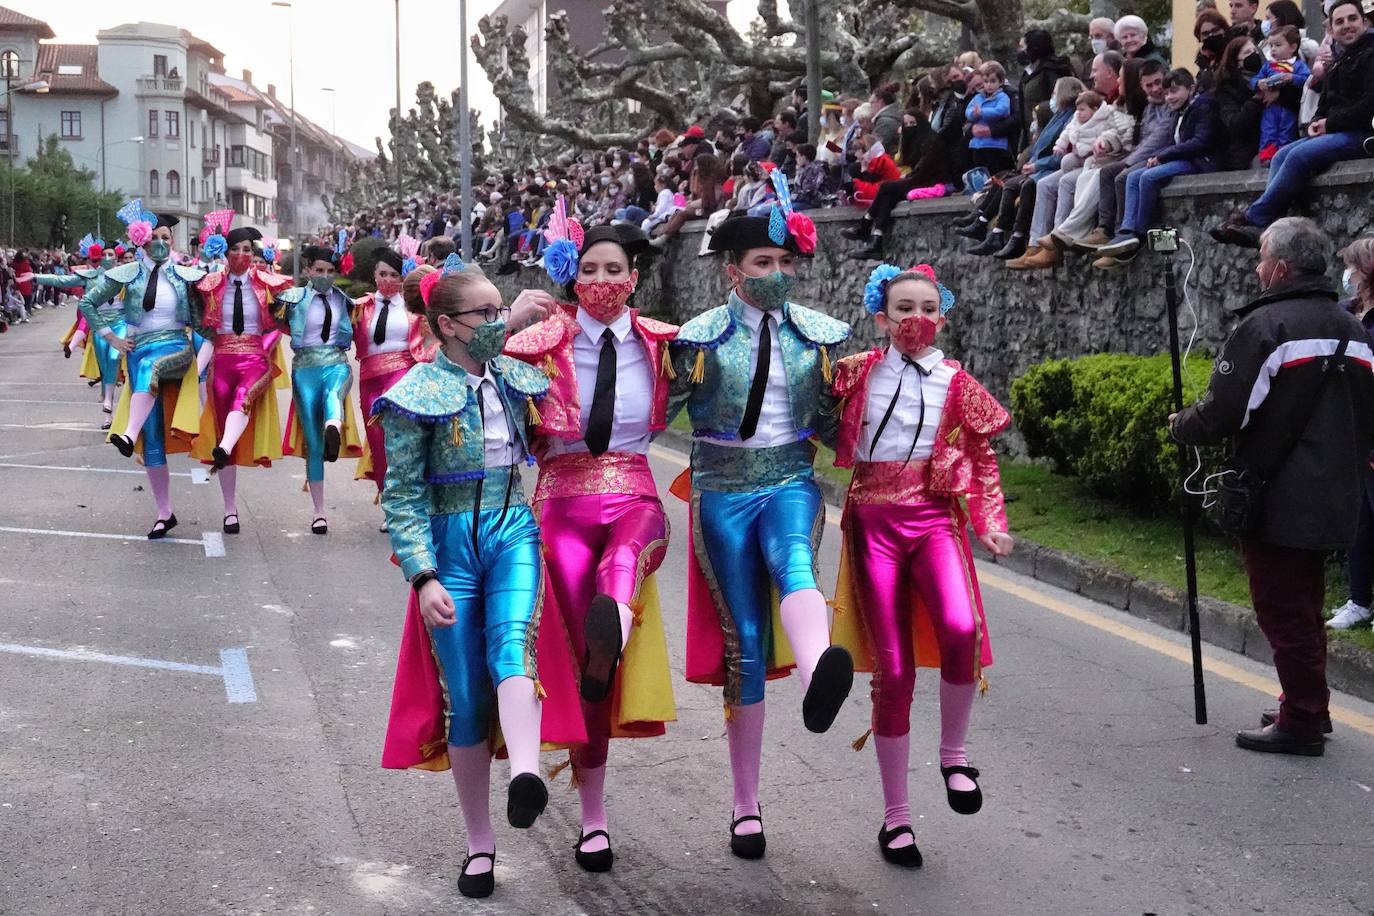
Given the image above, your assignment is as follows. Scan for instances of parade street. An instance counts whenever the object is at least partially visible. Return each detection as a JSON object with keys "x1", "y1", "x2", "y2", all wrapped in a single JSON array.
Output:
[{"x1": 2, "y1": 306, "x2": 1373, "y2": 916}]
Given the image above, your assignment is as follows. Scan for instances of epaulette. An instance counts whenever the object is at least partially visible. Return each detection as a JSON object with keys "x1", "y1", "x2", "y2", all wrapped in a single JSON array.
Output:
[
  {"x1": 371, "y1": 361, "x2": 470, "y2": 422},
  {"x1": 103, "y1": 262, "x2": 140, "y2": 284},
  {"x1": 198, "y1": 271, "x2": 228, "y2": 294},
  {"x1": 786, "y1": 303, "x2": 851, "y2": 347},
  {"x1": 491, "y1": 355, "x2": 551, "y2": 399},
  {"x1": 274, "y1": 285, "x2": 309, "y2": 305},
  {"x1": 674, "y1": 305, "x2": 733, "y2": 349},
  {"x1": 173, "y1": 264, "x2": 207, "y2": 284},
  {"x1": 504, "y1": 311, "x2": 573, "y2": 359},
  {"x1": 832, "y1": 349, "x2": 882, "y2": 399},
  {"x1": 633, "y1": 313, "x2": 679, "y2": 342}
]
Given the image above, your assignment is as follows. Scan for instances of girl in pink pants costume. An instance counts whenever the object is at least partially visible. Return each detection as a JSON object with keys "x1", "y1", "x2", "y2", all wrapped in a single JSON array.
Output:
[{"x1": 825, "y1": 263, "x2": 1014, "y2": 868}]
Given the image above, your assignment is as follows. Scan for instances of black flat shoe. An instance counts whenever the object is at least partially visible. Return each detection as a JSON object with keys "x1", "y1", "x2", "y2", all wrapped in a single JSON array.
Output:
[
  {"x1": 941, "y1": 764, "x2": 983, "y2": 814},
  {"x1": 802, "y1": 646, "x2": 854, "y2": 734},
  {"x1": 507, "y1": 772, "x2": 548, "y2": 828},
  {"x1": 580, "y1": 594, "x2": 623, "y2": 703},
  {"x1": 968, "y1": 230, "x2": 1005, "y2": 256},
  {"x1": 849, "y1": 242, "x2": 884, "y2": 262},
  {"x1": 147, "y1": 514, "x2": 178, "y2": 540},
  {"x1": 102, "y1": 405, "x2": 113, "y2": 414},
  {"x1": 110, "y1": 433, "x2": 134, "y2": 458},
  {"x1": 993, "y1": 233, "x2": 1028, "y2": 260},
  {"x1": 88, "y1": 378, "x2": 100, "y2": 387},
  {"x1": 212, "y1": 446, "x2": 230, "y2": 471},
  {"x1": 840, "y1": 223, "x2": 871, "y2": 242},
  {"x1": 1260, "y1": 708, "x2": 1332, "y2": 734},
  {"x1": 311, "y1": 517, "x2": 328, "y2": 535},
  {"x1": 878, "y1": 824, "x2": 923, "y2": 868},
  {"x1": 223, "y1": 514, "x2": 240, "y2": 535},
  {"x1": 1236, "y1": 724, "x2": 1324, "y2": 756},
  {"x1": 729, "y1": 808, "x2": 766, "y2": 860},
  {"x1": 100, "y1": 419, "x2": 112, "y2": 431},
  {"x1": 457, "y1": 852, "x2": 495, "y2": 899},
  {"x1": 324, "y1": 425, "x2": 341, "y2": 463},
  {"x1": 953, "y1": 220, "x2": 987, "y2": 241},
  {"x1": 574, "y1": 830, "x2": 614, "y2": 873}
]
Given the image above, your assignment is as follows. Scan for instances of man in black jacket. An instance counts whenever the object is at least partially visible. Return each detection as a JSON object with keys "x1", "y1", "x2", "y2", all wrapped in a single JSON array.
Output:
[
  {"x1": 1172, "y1": 217, "x2": 1374, "y2": 756},
  {"x1": 1213, "y1": 1, "x2": 1374, "y2": 247}
]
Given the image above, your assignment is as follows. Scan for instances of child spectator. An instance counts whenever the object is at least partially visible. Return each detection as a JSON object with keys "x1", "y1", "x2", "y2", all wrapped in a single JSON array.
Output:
[
  {"x1": 1252, "y1": 25, "x2": 1311, "y2": 162},
  {"x1": 965, "y1": 62, "x2": 1014, "y2": 174},
  {"x1": 792, "y1": 143, "x2": 828, "y2": 209},
  {"x1": 1052, "y1": 90, "x2": 1112, "y2": 170}
]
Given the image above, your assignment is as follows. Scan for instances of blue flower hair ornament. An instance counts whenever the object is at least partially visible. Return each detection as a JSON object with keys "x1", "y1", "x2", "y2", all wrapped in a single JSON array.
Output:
[
  {"x1": 262, "y1": 246, "x2": 277, "y2": 264},
  {"x1": 400, "y1": 256, "x2": 418, "y2": 278},
  {"x1": 864, "y1": 263, "x2": 956, "y2": 315},
  {"x1": 544, "y1": 239, "x2": 580, "y2": 286},
  {"x1": 202, "y1": 234, "x2": 228, "y2": 259}
]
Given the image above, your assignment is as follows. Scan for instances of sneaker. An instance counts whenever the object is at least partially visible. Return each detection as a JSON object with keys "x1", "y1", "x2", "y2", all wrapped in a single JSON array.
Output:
[
  {"x1": 1073, "y1": 228, "x2": 1113, "y2": 251},
  {"x1": 1326, "y1": 600, "x2": 1372, "y2": 630},
  {"x1": 1096, "y1": 234, "x2": 1141, "y2": 259}
]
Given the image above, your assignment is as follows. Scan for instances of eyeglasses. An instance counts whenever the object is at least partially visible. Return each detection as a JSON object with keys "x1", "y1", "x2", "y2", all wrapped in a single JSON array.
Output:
[{"x1": 456, "y1": 305, "x2": 511, "y2": 323}]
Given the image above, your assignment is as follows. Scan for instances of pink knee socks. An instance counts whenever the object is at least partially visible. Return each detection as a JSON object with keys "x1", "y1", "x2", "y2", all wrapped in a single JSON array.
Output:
[
  {"x1": 779, "y1": 588, "x2": 830, "y2": 689},
  {"x1": 122, "y1": 391, "x2": 156, "y2": 443},
  {"x1": 145, "y1": 464, "x2": 173, "y2": 519},
  {"x1": 449, "y1": 742, "x2": 495, "y2": 872},
  {"x1": 575, "y1": 763, "x2": 609, "y2": 851},
  {"x1": 496, "y1": 675, "x2": 541, "y2": 780},
  {"x1": 218, "y1": 466, "x2": 238, "y2": 517},
  {"x1": 726, "y1": 700, "x2": 765, "y2": 835},
  {"x1": 308, "y1": 480, "x2": 326, "y2": 518},
  {"x1": 940, "y1": 678, "x2": 977, "y2": 791},
  {"x1": 874, "y1": 732, "x2": 913, "y2": 846},
  {"x1": 220, "y1": 409, "x2": 250, "y2": 454}
]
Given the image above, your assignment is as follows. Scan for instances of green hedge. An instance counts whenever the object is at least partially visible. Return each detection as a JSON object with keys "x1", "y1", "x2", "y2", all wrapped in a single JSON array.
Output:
[{"x1": 1010, "y1": 352, "x2": 1219, "y2": 508}]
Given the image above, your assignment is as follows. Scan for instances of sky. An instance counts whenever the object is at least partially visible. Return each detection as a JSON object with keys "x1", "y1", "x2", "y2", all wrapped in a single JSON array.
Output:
[{"x1": 21, "y1": 0, "x2": 755, "y2": 152}]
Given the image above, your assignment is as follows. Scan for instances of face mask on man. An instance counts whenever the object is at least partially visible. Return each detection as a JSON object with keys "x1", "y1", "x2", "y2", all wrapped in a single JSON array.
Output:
[
  {"x1": 1091, "y1": 37, "x2": 1109, "y2": 55},
  {"x1": 949, "y1": 80, "x2": 968, "y2": 96}
]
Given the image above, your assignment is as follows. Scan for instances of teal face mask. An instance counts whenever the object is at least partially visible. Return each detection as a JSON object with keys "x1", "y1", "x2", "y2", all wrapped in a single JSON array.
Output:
[
  {"x1": 309, "y1": 275, "x2": 334, "y2": 293},
  {"x1": 466, "y1": 319, "x2": 507, "y2": 364},
  {"x1": 147, "y1": 240, "x2": 171, "y2": 262},
  {"x1": 740, "y1": 270, "x2": 797, "y2": 311},
  {"x1": 100, "y1": 254, "x2": 116, "y2": 270}
]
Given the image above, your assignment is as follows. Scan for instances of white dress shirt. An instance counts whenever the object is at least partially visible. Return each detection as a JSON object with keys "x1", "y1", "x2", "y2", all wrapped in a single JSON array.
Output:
[
  {"x1": 219, "y1": 271, "x2": 262, "y2": 335},
  {"x1": 304, "y1": 290, "x2": 343, "y2": 345},
  {"x1": 367, "y1": 294, "x2": 410, "y2": 354},
  {"x1": 860, "y1": 347, "x2": 954, "y2": 462},
  {"x1": 547, "y1": 308, "x2": 654, "y2": 457},
  {"x1": 466, "y1": 370, "x2": 519, "y2": 468},
  {"x1": 713, "y1": 302, "x2": 798, "y2": 449},
  {"x1": 137, "y1": 261, "x2": 184, "y2": 334}
]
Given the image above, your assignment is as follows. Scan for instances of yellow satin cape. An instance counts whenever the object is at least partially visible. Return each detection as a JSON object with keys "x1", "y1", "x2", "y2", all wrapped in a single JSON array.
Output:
[
  {"x1": 107, "y1": 357, "x2": 200, "y2": 462},
  {"x1": 189, "y1": 346, "x2": 288, "y2": 469},
  {"x1": 282, "y1": 390, "x2": 366, "y2": 464}
]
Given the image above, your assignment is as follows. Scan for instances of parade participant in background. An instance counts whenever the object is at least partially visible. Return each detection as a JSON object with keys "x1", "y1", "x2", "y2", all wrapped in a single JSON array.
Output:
[
  {"x1": 191, "y1": 226, "x2": 294, "y2": 534},
  {"x1": 667, "y1": 171, "x2": 854, "y2": 860},
  {"x1": 353, "y1": 246, "x2": 435, "y2": 504},
  {"x1": 79, "y1": 201, "x2": 205, "y2": 538},
  {"x1": 823, "y1": 263, "x2": 1012, "y2": 869},
  {"x1": 41, "y1": 234, "x2": 123, "y2": 425},
  {"x1": 377, "y1": 254, "x2": 580, "y2": 900},
  {"x1": 504, "y1": 208, "x2": 677, "y2": 872},
  {"x1": 275, "y1": 239, "x2": 365, "y2": 534}
]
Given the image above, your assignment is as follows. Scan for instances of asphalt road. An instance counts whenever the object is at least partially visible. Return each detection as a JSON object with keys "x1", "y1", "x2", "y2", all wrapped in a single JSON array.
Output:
[{"x1": 2, "y1": 304, "x2": 1373, "y2": 916}]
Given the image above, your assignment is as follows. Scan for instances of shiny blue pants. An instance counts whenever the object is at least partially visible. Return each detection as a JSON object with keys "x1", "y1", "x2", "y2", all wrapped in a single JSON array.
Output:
[
  {"x1": 291, "y1": 363, "x2": 352, "y2": 481},
  {"x1": 696, "y1": 480, "x2": 824, "y2": 706},
  {"x1": 128, "y1": 335, "x2": 192, "y2": 469},
  {"x1": 93, "y1": 319, "x2": 126, "y2": 386},
  {"x1": 428, "y1": 504, "x2": 543, "y2": 747}
]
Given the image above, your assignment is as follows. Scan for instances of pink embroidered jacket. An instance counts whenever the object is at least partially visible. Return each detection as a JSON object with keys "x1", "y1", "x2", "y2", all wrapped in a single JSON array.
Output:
[
  {"x1": 351, "y1": 293, "x2": 436, "y2": 366},
  {"x1": 829, "y1": 348, "x2": 1012, "y2": 536},
  {"x1": 503, "y1": 303, "x2": 679, "y2": 447},
  {"x1": 197, "y1": 269, "x2": 292, "y2": 335}
]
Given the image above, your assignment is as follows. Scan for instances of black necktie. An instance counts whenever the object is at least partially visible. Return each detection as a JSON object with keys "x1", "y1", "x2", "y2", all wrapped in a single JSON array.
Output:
[
  {"x1": 141, "y1": 263, "x2": 161, "y2": 311},
  {"x1": 232, "y1": 280, "x2": 245, "y2": 335},
  {"x1": 868, "y1": 356, "x2": 931, "y2": 464},
  {"x1": 585, "y1": 328, "x2": 617, "y2": 456},
  {"x1": 318, "y1": 294, "x2": 332, "y2": 343},
  {"x1": 738, "y1": 314, "x2": 772, "y2": 441},
  {"x1": 373, "y1": 297, "x2": 390, "y2": 347}
]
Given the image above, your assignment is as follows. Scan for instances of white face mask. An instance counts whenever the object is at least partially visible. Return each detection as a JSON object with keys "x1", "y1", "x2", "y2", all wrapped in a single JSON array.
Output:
[
  {"x1": 1343, "y1": 267, "x2": 1359, "y2": 298},
  {"x1": 1091, "y1": 37, "x2": 1109, "y2": 55}
]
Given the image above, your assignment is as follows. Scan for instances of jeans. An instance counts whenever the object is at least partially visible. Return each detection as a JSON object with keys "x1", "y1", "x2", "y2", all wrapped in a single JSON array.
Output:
[
  {"x1": 1246, "y1": 131, "x2": 1368, "y2": 227},
  {"x1": 1349, "y1": 479, "x2": 1374, "y2": 607},
  {"x1": 1096, "y1": 160, "x2": 1139, "y2": 236},
  {"x1": 616, "y1": 205, "x2": 651, "y2": 224},
  {"x1": 1119, "y1": 160, "x2": 1200, "y2": 236}
]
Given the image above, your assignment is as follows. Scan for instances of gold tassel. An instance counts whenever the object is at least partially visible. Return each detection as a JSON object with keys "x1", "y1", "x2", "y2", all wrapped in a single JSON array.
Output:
[
  {"x1": 300, "y1": 480, "x2": 308, "y2": 493},
  {"x1": 723, "y1": 703, "x2": 735, "y2": 723},
  {"x1": 547, "y1": 756, "x2": 572, "y2": 782},
  {"x1": 569, "y1": 764, "x2": 583, "y2": 789},
  {"x1": 660, "y1": 345, "x2": 677, "y2": 380},
  {"x1": 534, "y1": 679, "x2": 548, "y2": 699},
  {"x1": 689, "y1": 348, "x2": 706, "y2": 384},
  {"x1": 373, "y1": 491, "x2": 381, "y2": 507},
  {"x1": 420, "y1": 738, "x2": 447, "y2": 759},
  {"x1": 543, "y1": 354, "x2": 560, "y2": 378},
  {"x1": 450, "y1": 417, "x2": 463, "y2": 447},
  {"x1": 820, "y1": 345, "x2": 833, "y2": 384},
  {"x1": 978, "y1": 675, "x2": 989, "y2": 696},
  {"x1": 526, "y1": 396, "x2": 543, "y2": 426},
  {"x1": 851, "y1": 728, "x2": 873, "y2": 752}
]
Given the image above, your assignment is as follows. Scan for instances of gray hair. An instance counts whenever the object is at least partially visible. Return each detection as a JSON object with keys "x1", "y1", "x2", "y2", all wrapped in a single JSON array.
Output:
[
  {"x1": 1114, "y1": 15, "x2": 1148, "y2": 38},
  {"x1": 1261, "y1": 217, "x2": 1333, "y2": 275}
]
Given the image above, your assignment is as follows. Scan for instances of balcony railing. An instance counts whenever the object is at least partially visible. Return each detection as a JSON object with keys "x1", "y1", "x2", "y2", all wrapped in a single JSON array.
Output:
[
  {"x1": 202, "y1": 147, "x2": 221, "y2": 167},
  {"x1": 136, "y1": 76, "x2": 184, "y2": 94}
]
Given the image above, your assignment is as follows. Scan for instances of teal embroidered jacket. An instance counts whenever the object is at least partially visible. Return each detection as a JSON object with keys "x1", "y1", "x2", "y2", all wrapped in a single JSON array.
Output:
[
  {"x1": 374, "y1": 351, "x2": 551, "y2": 579},
  {"x1": 275, "y1": 284, "x2": 355, "y2": 351},
  {"x1": 667, "y1": 291, "x2": 850, "y2": 442},
  {"x1": 77, "y1": 260, "x2": 205, "y2": 333}
]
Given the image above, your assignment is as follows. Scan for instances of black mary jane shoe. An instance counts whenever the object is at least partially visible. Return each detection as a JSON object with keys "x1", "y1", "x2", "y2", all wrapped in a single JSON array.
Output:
[
  {"x1": 580, "y1": 594, "x2": 623, "y2": 703},
  {"x1": 1235, "y1": 724, "x2": 1324, "y2": 757},
  {"x1": 211, "y1": 446, "x2": 230, "y2": 471},
  {"x1": 507, "y1": 773, "x2": 548, "y2": 828},
  {"x1": 110, "y1": 433, "x2": 135, "y2": 458},
  {"x1": 1260, "y1": 708, "x2": 1333, "y2": 735},
  {"x1": 311, "y1": 517, "x2": 328, "y2": 536},
  {"x1": 457, "y1": 852, "x2": 495, "y2": 899},
  {"x1": 802, "y1": 646, "x2": 854, "y2": 734},
  {"x1": 324, "y1": 425, "x2": 342, "y2": 463},
  {"x1": 100, "y1": 418, "x2": 112, "y2": 431},
  {"x1": 147, "y1": 514, "x2": 179, "y2": 540},
  {"x1": 729, "y1": 807, "x2": 766, "y2": 860},
  {"x1": 102, "y1": 405, "x2": 113, "y2": 414},
  {"x1": 878, "y1": 824, "x2": 923, "y2": 868},
  {"x1": 940, "y1": 764, "x2": 984, "y2": 815},
  {"x1": 574, "y1": 830, "x2": 615, "y2": 873},
  {"x1": 223, "y1": 514, "x2": 240, "y2": 535}
]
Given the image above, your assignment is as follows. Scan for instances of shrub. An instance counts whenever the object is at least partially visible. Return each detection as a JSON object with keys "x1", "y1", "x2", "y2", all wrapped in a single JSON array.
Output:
[
  {"x1": 345, "y1": 236, "x2": 392, "y2": 286},
  {"x1": 1010, "y1": 352, "x2": 1219, "y2": 509}
]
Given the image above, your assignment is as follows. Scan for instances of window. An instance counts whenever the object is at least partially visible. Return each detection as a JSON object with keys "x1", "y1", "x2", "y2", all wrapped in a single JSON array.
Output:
[
  {"x1": 59, "y1": 111, "x2": 81, "y2": 139},
  {"x1": 57, "y1": 65, "x2": 81, "y2": 76},
  {"x1": 229, "y1": 145, "x2": 244, "y2": 167},
  {"x1": 0, "y1": 50, "x2": 18, "y2": 79},
  {"x1": 189, "y1": 177, "x2": 196, "y2": 203},
  {"x1": 229, "y1": 145, "x2": 271, "y2": 180},
  {"x1": 167, "y1": 170, "x2": 180, "y2": 197},
  {"x1": 148, "y1": 109, "x2": 159, "y2": 138},
  {"x1": 165, "y1": 110, "x2": 179, "y2": 138},
  {"x1": 201, "y1": 125, "x2": 207, "y2": 149},
  {"x1": 149, "y1": 170, "x2": 160, "y2": 197},
  {"x1": 153, "y1": 55, "x2": 167, "y2": 77}
]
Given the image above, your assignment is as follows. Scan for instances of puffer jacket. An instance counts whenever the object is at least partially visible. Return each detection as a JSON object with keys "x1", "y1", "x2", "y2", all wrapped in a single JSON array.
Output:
[
  {"x1": 1317, "y1": 29, "x2": 1374, "y2": 137},
  {"x1": 1054, "y1": 102, "x2": 1115, "y2": 169}
]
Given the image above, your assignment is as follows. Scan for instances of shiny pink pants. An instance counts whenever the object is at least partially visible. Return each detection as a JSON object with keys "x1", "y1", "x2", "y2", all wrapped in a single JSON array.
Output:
[
  {"x1": 537, "y1": 492, "x2": 667, "y2": 768},
  {"x1": 359, "y1": 366, "x2": 410, "y2": 492},
  {"x1": 848, "y1": 499, "x2": 978, "y2": 737},
  {"x1": 210, "y1": 347, "x2": 271, "y2": 429}
]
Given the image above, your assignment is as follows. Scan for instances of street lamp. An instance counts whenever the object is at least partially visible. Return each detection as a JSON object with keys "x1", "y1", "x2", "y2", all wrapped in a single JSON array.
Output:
[
  {"x1": 394, "y1": 0, "x2": 403, "y2": 205},
  {"x1": 98, "y1": 135, "x2": 144, "y2": 237},
  {"x1": 271, "y1": 0, "x2": 300, "y2": 278},
  {"x1": 457, "y1": 0, "x2": 472, "y2": 260}
]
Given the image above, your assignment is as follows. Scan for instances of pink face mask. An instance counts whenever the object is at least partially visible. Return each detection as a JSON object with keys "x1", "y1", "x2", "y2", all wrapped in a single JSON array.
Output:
[
  {"x1": 575, "y1": 278, "x2": 635, "y2": 323},
  {"x1": 227, "y1": 252, "x2": 253, "y2": 275},
  {"x1": 892, "y1": 314, "x2": 939, "y2": 353},
  {"x1": 376, "y1": 278, "x2": 403, "y2": 299}
]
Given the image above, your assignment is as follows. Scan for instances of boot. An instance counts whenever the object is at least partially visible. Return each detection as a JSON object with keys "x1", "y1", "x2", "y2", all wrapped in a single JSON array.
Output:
[
  {"x1": 953, "y1": 219, "x2": 987, "y2": 241},
  {"x1": 849, "y1": 237, "x2": 885, "y2": 261},
  {"x1": 841, "y1": 221, "x2": 872, "y2": 242},
  {"x1": 1005, "y1": 245, "x2": 1042, "y2": 269},
  {"x1": 968, "y1": 230, "x2": 1005, "y2": 256},
  {"x1": 1073, "y1": 227, "x2": 1112, "y2": 251},
  {"x1": 993, "y1": 232, "x2": 1027, "y2": 260},
  {"x1": 1010, "y1": 245, "x2": 1062, "y2": 270}
]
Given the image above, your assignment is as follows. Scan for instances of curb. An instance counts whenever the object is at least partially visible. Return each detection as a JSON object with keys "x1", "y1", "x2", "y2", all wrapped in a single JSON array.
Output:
[{"x1": 656, "y1": 430, "x2": 1374, "y2": 706}]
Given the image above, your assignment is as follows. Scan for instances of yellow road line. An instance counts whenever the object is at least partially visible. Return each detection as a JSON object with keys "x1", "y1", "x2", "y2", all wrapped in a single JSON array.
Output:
[{"x1": 649, "y1": 442, "x2": 1374, "y2": 737}]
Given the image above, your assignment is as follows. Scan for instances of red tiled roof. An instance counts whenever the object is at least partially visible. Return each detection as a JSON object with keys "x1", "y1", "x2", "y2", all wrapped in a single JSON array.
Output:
[
  {"x1": 31, "y1": 44, "x2": 117, "y2": 98},
  {"x1": 0, "y1": 6, "x2": 54, "y2": 38},
  {"x1": 218, "y1": 84, "x2": 259, "y2": 104}
]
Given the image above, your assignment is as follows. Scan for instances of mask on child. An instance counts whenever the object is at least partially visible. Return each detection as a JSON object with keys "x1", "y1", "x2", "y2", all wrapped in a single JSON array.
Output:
[
  {"x1": 891, "y1": 314, "x2": 940, "y2": 354},
  {"x1": 227, "y1": 252, "x2": 253, "y2": 275},
  {"x1": 309, "y1": 275, "x2": 334, "y2": 293},
  {"x1": 465, "y1": 319, "x2": 507, "y2": 364}
]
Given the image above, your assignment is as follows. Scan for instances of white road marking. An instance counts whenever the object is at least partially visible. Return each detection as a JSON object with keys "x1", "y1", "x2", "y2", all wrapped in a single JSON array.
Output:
[
  {"x1": 0, "y1": 642, "x2": 258, "y2": 703},
  {"x1": 202, "y1": 531, "x2": 225, "y2": 558},
  {"x1": 0, "y1": 462, "x2": 194, "y2": 478},
  {"x1": 0, "y1": 525, "x2": 205, "y2": 547},
  {"x1": 190, "y1": 467, "x2": 211, "y2": 485},
  {"x1": 1, "y1": 423, "x2": 98, "y2": 432},
  {"x1": 0, "y1": 399, "x2": 99, "y2": 405}
]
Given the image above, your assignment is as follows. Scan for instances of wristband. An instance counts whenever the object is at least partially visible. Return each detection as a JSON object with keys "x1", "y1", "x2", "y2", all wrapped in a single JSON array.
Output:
[{"x1": 411, "y1": 569, "x2": 438, "y2": 592}]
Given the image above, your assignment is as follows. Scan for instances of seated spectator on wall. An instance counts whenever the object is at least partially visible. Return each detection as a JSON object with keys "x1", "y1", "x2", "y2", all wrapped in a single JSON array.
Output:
[
  {"x1": 1252, "y1": 25, "x2": 1312, "y2": 162},
  {"x1": 844, "y1": 110, "x2": 953, "y2": 260},
  {"x1": 1210, "y1": 36, "x2": 1265, "y2": 170},
  {"x1": 852, "y1": 132, "x2": 903, "y2": 205}
]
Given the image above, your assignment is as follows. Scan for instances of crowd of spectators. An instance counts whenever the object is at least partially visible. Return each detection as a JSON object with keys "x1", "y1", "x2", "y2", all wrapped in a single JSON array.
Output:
[{"x1": 0, "y1": 248, "x2": 90, "y2": 330}]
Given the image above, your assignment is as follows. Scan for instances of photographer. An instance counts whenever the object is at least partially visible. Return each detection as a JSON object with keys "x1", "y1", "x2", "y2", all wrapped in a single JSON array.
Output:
[{"x1": 1170, "y1": 217, "x2": 1374, "y2": 756}]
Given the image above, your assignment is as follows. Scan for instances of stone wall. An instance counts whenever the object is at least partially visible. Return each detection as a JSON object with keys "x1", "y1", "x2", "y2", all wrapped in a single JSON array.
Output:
[{"x1": 488, "y1": 160, "x2": 1374, "y2": 406}]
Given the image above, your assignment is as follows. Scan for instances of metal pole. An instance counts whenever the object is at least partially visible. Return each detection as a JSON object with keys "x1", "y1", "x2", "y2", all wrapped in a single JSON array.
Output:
[
  {"x1": 395, "y1": 0, "x2": 404, "y2": 205},
  {"x1": 803, "y1": 0, "x2": 821, "y2": 144},
  {"x1": 458, "y1": 0, "x2": 472, "y2": 261},
  {"x1": 7, "y1": 74, "x2": 13, "y2": 246},
  {"x1": 288, "y1": 11, "x2": 299, "y2": 279},
  {"x1": 98, "y1": 100, "x2": 105, "y2": 238},
  {"x1": 1165, "y1": 259, "x2": 1208, "y2": 726}
]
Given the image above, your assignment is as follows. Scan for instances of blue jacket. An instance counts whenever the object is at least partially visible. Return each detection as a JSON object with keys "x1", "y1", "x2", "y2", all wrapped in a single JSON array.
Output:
[
  {"x1": 78, "y1": 259, "x2": 205, "y2": 332},
  {"x1": 966, "y1": 90, "x2": 1012, "y2": 150},
  {"x1": 1028, "y1": 107, "x2": 1074, "y2": 174},
  {"x1": 275, "y1": 284, "x2": 355, "y2": 351},
  {"x1": 1155, "y1": 91, "x2": 1220, "y2": 172}
]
